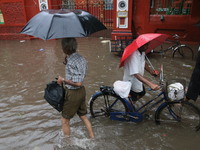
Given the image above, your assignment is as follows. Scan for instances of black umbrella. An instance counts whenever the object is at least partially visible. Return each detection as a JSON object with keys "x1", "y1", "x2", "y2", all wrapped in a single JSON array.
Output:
[{"x1": 20, "y1": 9, "x2": 107, "y2": 40}]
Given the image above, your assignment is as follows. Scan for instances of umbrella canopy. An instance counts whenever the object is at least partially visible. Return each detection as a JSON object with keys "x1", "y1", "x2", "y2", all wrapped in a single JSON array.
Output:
[
  {"x1": 20, "y1": 9, "x2": 107, "y2": 40},
  {"x1": 120, "y1": 33, "x2": 169, "y2": 67}
]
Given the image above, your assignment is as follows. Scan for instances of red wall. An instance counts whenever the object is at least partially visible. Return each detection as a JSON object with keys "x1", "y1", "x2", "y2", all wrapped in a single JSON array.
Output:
[
  {"x1": 24, "y1": 0, "x2": 62, "y2": 21},
  {"x1": 0, "y1": 0, "x2": 26, "y2": 39},
  {"x1": 132, "y1": 0, "x2": 200, "y2": 43},
  {"x1": 23, "y1": 0, "x2": 39, "y2": 21},
  {"x1": 1, "y1": 0, "x2": 199, "y2": 42},
  {"x1": 0, "y1": 0, "x2": 62, "y2": 40}
]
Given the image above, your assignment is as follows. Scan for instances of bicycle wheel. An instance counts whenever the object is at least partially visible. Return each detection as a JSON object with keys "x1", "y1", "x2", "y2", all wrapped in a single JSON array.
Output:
[
  {"x1": 89, "y1": 92, "x2": 129, "y2": 118},
  {"x1": 155, "y1": 101, "x2": 200, "y2": 131},
  {"x1": 150, "y1": 45, "x2": 165, "y2": 55},
  {"x1": 172, "y1": 45, "x2": 194, "y2": 59}
]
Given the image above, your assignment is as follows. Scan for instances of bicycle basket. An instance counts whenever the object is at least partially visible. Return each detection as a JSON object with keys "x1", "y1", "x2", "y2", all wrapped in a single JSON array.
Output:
[{"x1": 166, "y1": 79, "x2": 186, "y2": 101}]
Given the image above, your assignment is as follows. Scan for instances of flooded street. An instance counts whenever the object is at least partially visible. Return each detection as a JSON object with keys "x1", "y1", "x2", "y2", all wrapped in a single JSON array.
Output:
[{"x1": 0, "y1": 37, "x2": 200, "y2": 150}]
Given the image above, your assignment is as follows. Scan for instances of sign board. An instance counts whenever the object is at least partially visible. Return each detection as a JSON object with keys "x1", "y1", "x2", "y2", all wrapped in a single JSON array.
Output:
[
  {"x1": 116, "y1": 0, "x2": 129, "y2": 28},
  {"x1": 39, "y1": 0, "x2": 48, "y2": 11},
  {"x1": 0, "y1": 9, "x2": 4, "y2": 24}
]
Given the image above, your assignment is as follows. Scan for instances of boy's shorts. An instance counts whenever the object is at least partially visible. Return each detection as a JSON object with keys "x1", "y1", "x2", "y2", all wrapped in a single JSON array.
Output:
[
  {"x1": 129, "y1": 86, "x2": 146, "y2": 101},
  {"x1": 62, "y1": 86, "x2": 87, "y2": 119}
]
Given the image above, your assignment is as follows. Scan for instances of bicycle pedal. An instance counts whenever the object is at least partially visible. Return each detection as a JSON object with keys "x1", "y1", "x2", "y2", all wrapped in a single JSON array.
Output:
[
  {"x1": 127, "y1": 112, "x2": 143, "y2": 122},
  {"x1": 144, "y1": 114, "x2": 150, "y2": 119}
]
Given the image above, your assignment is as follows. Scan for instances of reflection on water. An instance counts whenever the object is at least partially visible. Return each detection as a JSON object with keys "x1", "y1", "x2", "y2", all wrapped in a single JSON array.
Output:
[{"x1": 0, "y1": 38, "x2": 200, "y2": 150}]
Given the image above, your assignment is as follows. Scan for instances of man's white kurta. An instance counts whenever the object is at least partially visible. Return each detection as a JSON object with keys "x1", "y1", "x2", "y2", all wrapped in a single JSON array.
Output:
[{"x1": 123, "y1": 50, "x2": 145, "y2": 92}]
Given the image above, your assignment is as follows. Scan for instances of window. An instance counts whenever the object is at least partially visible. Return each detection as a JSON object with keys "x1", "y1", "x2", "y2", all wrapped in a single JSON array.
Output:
[
  {"x1": 62, "y1": 0, "x2": 75, "y2": 9},
  {"x1": 150, "y1": 0, "x2": 192, "y2": 15},
  {"x1": 105, "y1": 0, "x2": 113, "y2": 10},
  {"x1": 0, "y1": 9, "x2": 4, "y2": 24}
]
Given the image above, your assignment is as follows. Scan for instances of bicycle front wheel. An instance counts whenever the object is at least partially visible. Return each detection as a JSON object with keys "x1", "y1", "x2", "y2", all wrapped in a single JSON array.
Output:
[
  {"x1": 172, "y1": 45, "x2": 194, "y2": 59},
  {"x1": 89, "y1": 92, "x2": 129, "y2": 118},
  {"x1": 155, "y1": 101, "x2": 200, "y2": 131}
]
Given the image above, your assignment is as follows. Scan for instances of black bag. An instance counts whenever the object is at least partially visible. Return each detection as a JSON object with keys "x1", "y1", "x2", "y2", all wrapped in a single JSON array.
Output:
[{"x1": 44, "y1": 81, "x2": 65, "y2": 112}]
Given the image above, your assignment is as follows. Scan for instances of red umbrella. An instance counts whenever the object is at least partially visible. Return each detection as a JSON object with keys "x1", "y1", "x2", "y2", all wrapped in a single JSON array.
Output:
[{"x1": 120, "y1": 33, "x2": 169, "y2": 67}]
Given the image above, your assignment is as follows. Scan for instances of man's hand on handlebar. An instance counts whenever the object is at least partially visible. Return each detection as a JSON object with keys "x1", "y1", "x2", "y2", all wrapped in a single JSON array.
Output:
[
  {"x1": 150, "y1": 83, "x2": 160, "y2": 91},
  {"x1": 150, "y1": 70, "x2": 160, "y2": 77}
]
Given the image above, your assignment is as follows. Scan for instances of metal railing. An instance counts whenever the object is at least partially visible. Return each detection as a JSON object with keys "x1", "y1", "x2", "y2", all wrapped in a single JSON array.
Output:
[{"x1": 62, "y1": 1, "x2": 113, "y2": 28}]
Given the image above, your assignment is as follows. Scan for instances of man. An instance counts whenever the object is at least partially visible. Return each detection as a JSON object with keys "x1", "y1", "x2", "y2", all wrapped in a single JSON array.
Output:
[
  {"x1": 57, "y1": 38, "x2": 94, "y2": 139},
  {"x1": 123, "y1": 43, "x2": 160, "y2": 101},
  {"x1": 186, "y1": 47, "x2": 200, "y2": 101}
]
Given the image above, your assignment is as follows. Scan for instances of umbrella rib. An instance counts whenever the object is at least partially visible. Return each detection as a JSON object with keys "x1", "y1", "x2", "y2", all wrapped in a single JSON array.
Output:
[
  {"x1": 29, "y1": 12, "x2": 52, "y2": 40},
  {"x1": 32, "y1": 11, "x2": 51, "y2": 40},
  {"x1": 46, "y1": 15, "x2": 55, "y2": 40},
  {"x1": 74, "y1": 14, "x2": 86, "y2": 36},
  {"x1": 145, "y1": 55, "x2": 155, "y2": 71}
]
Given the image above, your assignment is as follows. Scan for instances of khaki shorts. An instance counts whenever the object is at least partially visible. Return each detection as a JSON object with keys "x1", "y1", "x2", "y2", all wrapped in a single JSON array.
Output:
[
  {"x1": 130, "y1": 86, "x2": 146, "y2": 101},
  {"x1": 62, "y1": 86, "x2": 87, "y2": 119}
]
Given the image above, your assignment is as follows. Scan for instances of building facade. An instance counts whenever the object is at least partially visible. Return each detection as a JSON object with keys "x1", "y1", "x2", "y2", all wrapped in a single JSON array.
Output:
[
  {"x1": 112, "y1": 0, "x2": 200, "y2": 43},
  {"x1": 0, "y1": 0, "x2": 199, "y2": 43},
  {"x1": 0, "y1": 0, "x2": 61, "y2": 40}
]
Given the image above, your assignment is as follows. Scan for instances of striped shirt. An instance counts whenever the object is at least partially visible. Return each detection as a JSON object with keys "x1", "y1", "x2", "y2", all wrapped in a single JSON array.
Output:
[{"x1": 65, "y1": 52, "x2": 87, "y2": 89}]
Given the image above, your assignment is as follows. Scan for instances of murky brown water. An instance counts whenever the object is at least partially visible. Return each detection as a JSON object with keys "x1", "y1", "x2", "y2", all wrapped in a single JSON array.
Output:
[{"x1": 0, "y1": 38, "x2": 200, "y2": 150}]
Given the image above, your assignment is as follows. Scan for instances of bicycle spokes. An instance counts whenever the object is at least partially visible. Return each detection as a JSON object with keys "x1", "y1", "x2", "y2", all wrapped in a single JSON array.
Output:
[
  {"x1": 155, "y1": 101, "x2": 200, "y2": 131},
  {"x1": 90, "y1": 93, "x2": 128, "y2": 118},
  {"x1": 173, "y1": 45, "x2": 194, "y2": 59}
]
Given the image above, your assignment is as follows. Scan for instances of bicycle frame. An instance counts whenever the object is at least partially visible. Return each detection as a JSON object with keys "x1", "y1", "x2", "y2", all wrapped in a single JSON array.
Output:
[
  {"x1": 122, "y1": 90, "x2": 169, "y2": 114},
  {"x1": 98, "y1": 88, "x2": 171, "y2": 123},
  {"x1": 160, "y1": 40, "x2": 179, "y2": 53}
]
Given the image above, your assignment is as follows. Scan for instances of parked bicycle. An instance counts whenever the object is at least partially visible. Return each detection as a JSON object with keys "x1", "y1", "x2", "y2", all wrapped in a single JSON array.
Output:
[
  {"x1": 151, "y1": 34, "x2": 194, "y2": 59},
  {"x1": 89, "y1": 67, "x2": 200, "y2": 131}
]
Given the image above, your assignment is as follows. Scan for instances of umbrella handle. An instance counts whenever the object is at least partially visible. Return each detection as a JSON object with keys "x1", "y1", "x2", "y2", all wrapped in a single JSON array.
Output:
[
  {"x1": 153, "y1": 70, "x2": 159, "y2": 77},
  {"x1": 145, "y1": 55, "x2": 155, "y2": 71},
  {"x1": 160, "y1": 64, "x2": 164, "y2": 82}
]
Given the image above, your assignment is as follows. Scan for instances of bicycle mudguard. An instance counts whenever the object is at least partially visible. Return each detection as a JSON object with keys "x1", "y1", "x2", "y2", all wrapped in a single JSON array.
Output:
[
  {"x1": 172, "y1": 45, "x2": 194, "y2": 59},
  {"x1": 89, "y1": 86, "x2": 113, "y2": 102},
  {"x1": 88, "y1": 91, "x2": 102, "y2": 105},
  {"x1": 155, "y1": 102, "x2": 168, "y2": 113},
  {"x1": 110, "y1": 112, "x2": 143, "y2": 123},
  {"x1": 156, "y1": 100, "x2": 183, "y2": 111},
  {"x1": 155, "y1": 100, "x2": 182, "y2": 118}
]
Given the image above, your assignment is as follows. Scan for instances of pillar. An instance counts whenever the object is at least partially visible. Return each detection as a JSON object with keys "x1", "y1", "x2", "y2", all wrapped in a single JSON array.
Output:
[{"x1": 111, "y1": 0, "x2": 133, "y2": 40}]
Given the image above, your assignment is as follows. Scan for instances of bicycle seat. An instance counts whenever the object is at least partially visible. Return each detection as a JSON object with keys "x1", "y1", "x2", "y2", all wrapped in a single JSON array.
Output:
[{"x1": 100, "y1": 86, "x2": 114, "y2": 94}]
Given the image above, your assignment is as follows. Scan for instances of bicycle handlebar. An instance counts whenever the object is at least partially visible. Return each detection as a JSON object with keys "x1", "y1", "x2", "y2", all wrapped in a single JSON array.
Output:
[
  {"x1": 172, "y1": 34, "x2": 179, "y2": 39},
  {"x1": 171, "y1": 33, "x2": 187, "y2": 40}
]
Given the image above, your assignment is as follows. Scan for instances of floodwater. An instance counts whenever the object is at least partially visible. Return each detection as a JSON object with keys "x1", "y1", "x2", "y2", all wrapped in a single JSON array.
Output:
[{"x1": 0, "y1": 37, "x2": 200, "y2": 150}]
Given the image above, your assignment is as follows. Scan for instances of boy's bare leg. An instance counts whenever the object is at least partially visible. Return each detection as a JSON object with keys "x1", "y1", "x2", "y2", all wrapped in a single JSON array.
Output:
[
  {"x1": 79, "y1": 115, "x2": 95, "y2": 139},
  {"x1": 61, "y1": 117, "x2": 70, "y2": 137}
]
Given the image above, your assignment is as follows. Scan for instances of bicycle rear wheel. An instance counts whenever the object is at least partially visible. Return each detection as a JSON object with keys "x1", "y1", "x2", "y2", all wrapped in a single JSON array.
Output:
[
  {"x1": 155, "y1": 101, "x2": 200, "y2": 131},
  {"x1": 172, "y1": 45, "x2": 194, "y2": 59},
  {"x1": 89, "y1": 92, "x2": 129, "y2": 118}
]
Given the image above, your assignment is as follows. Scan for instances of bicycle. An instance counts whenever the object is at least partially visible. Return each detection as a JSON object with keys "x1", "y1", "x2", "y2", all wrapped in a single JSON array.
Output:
[
  {"x1": 151, "y1": 34, "x2": 194, "y2": 59},
  {"x1": 88, "y1": 68, "x2": 200, "y2": 131}
]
